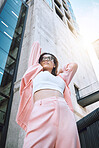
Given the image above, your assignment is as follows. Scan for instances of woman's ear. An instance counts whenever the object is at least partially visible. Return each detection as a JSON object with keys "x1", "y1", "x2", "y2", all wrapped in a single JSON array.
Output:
[{"x1": 53, "y1": 65, "x2": 56, "y2": 68}]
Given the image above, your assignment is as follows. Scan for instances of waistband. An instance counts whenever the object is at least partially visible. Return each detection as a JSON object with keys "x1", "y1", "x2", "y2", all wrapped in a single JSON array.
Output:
[{"x1": 34, "y1": 96, "x2": 66, "y2": 104}]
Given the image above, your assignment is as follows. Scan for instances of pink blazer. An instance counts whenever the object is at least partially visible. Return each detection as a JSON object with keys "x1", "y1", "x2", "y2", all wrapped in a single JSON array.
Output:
[{"x1": 16, "y1": 41, "x2": 78, "y2": 132}]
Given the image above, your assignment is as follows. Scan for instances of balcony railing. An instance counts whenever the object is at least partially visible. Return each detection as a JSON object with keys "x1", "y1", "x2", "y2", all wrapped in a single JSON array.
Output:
[{"x1": 77, "y1": 108, "x2": 99, "y2": 148}]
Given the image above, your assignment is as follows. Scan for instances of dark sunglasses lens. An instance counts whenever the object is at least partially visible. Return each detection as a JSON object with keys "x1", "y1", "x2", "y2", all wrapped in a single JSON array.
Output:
[{"x1": 40, "y1": 55, "x2": 54, "y2": 62}]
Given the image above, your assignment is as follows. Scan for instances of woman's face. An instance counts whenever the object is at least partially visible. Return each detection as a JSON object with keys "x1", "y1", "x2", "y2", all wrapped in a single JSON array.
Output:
[{"x1": 40, "y1": 54, "x2": 55, "y2": 73}]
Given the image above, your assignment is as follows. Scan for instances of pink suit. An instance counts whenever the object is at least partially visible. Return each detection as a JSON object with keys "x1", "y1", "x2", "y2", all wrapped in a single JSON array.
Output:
[{"x1": 16, "y1": 42, "x2": 80, "y2": 148}]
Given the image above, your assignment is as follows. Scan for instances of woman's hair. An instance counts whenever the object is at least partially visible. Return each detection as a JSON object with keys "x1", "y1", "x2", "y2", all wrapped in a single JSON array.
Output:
[{"x1": 39, "y1": 53, "x2": 58, "y2": 76}]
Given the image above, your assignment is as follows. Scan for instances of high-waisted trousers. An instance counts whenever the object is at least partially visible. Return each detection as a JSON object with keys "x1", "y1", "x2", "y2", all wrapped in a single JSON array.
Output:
[{"x1": 23, "y1": 96, "x2": 81, "y2": 148}]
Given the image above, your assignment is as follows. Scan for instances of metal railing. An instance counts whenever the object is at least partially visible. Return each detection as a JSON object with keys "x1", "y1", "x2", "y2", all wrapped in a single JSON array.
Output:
[{"x1": 77, "y1": 108, "x2": 99, "y2": 148}]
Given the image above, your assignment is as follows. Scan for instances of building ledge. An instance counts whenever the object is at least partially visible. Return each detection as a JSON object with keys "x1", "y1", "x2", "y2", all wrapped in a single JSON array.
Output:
[
  {"x1": 75, "y1": 81, "x2": 99, "y2": 107},
  {"x1": 78, "y1": 90, "x2": 99, "y2": 107}
]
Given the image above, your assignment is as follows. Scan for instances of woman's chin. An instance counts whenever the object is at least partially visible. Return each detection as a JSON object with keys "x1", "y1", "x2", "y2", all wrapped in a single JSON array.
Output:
[{"x1": 43, "y1": 65, "x2": 49, "y2": 69}]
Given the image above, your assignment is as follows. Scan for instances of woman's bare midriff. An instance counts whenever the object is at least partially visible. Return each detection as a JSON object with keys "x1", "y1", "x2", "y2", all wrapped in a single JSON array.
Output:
[{"x1": 33, "y1": 89, "x2": 63, "y2": 102}]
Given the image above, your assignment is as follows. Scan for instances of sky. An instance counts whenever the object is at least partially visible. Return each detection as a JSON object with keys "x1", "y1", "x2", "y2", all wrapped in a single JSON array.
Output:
[{"x1": 70, "y1": 0, "x2": 99, "y2": 43}]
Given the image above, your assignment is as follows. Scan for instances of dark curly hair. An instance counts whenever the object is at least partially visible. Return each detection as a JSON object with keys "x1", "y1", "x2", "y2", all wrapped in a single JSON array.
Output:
[{"x1": 39, "y1": 53, "x2": 58, "y2": 76}]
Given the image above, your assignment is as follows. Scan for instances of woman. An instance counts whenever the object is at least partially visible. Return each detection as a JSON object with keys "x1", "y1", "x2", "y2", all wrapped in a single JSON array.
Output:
[{"x1": 16, "y1": 42, "x2": 80, "y2": 148}]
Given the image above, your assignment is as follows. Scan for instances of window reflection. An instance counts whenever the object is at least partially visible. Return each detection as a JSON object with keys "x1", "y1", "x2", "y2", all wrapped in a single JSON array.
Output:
[
  {"x1": 0, "y1": 68, "x2": 4, "y2": 86},
  {"x1": 0, "y1": 32, "x2": 12, "y2": 53}
]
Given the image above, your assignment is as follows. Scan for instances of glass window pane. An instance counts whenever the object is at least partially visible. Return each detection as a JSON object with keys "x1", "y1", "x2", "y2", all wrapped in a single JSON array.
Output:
[
  {"x1": 4, "y1": 2, "x2": 20, "y2": 17},
  {"x1": 0, "y1": 96, "x2": 8, "y2": 112},
  {"x1": 10, "y1": 0, "x2": 22, "y2": 7},
  {"x1": 0, "y1": 48, "x2": 8, "y2": 70},
  {"x1": 0, "y1": 10, "x2": 17, "y2": 29},
  {"x1": 0, "y1": 95, "x2": 8, "y2": 124},
  {"x1": 0, "y1": 71, "x2": 12, "y2": 96},
  {"x1": 0, "y1": 18, "x2": 14, "y2": 37},
  {"x1": 0, "y1": 109, "x2": 6, "y2": 124},
  {"x1": 0, "y1": 32, "x2": 12, "y2": 53},
  {"x1": 7, "y1": 0, "x2": 22, "y2": 13},
  {"x1": 5, "y1": 55, "x2": 16, "y2": 76},
  {"x1": 0, "y1": 68, "x2": 4, "y2": 86},
  {"x1": 45, "y1": 0, "x2": 52, "y2": 8}
]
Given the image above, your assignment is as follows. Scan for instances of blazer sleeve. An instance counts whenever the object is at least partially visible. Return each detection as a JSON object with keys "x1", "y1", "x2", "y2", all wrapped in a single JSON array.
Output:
[
  {"x1": 20, "y1": 41, "x2": 42, "y2": 95},
  {"x1": 16, "y1": 42, "x2": 43, "y2": 131},
  {"x1": 28, "y1": 41, "x2": 42, "y2": 67},
  {"x1": 58, "y1": 63, "x2": 78, "y2": 86}
]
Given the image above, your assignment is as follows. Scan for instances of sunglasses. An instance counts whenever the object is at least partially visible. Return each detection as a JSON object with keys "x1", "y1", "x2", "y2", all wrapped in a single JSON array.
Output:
[{"x1": 41, "y1": 56, "x2": 54, "y2": 62}]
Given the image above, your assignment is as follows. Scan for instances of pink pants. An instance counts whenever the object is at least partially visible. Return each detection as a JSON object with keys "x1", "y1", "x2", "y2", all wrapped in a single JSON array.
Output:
[{"x1": 23, "y1": 96, "x2": 80, "y2": 148}]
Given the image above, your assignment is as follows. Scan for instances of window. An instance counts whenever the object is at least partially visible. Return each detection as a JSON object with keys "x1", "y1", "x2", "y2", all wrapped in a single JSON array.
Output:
[
  {"x1": 55, "y1": 5, "x2": 63, "y2": 20},
  {"x1": 74, "y1": 84, "x2": 80, "y2": 100},
  {"x1": 67, "y1": 21, "x2": 74, "y2": 33},
  {"x1": 64, "y1": 10, "x2": 70, "y2": 21},
  {"x1": 53, "y1": 0, "x2": 78, "y2": 35},
  {"x1": 54, "y1": 0, "x2": 61, "y2": 9},
  {"x1": 54, "y1": 0, "x2": 63, "y2": 21},
  {"x1": 45, "y1": 0, "x2": 53, "y2": 8},
  {"x1": 62, "y1": 0, "x2": 66, "y2": 4},
  {"x1": 63, "y1": 3, "x2": 68, "y2": 11},
  {"x1": 62, "y1": 0, "x2": 68, "y2": 11}
]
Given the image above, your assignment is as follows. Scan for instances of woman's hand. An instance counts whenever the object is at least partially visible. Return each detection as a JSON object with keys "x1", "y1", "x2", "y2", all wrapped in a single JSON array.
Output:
[
  {"x1": 58, "y1": 63, "x2": 78, "y2": 85},
  {"x1": 58, "y1": 68, "x2": 63, "y2": 75}
]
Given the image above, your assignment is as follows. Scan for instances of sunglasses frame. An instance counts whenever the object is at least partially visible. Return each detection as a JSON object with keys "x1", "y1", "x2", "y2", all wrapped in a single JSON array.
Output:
[{"x1": 40, "y1": 56, "x2": 54, "y2": 62}]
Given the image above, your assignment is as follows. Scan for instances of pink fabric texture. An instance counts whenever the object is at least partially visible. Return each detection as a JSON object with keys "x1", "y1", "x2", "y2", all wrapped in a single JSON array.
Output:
[
  {"x1": 16, "y1": 41, "x2": 78, "y2": 132},
  {"x1": 23, "y1": 97, "x2": 80, "y2": 148}
]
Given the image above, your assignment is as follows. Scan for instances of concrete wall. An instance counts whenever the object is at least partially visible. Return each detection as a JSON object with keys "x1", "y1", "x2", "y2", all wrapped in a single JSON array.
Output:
[
  {"x1": 5, "y1": 0, "x2": 99, "y2": 147},
  {"x1": 0, "y1": 0, "x2": 5, "y2": 9}
]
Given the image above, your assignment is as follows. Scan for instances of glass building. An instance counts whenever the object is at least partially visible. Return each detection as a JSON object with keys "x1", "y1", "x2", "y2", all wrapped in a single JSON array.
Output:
[{"x1": 0, "y1": 0, "x2": 28, "y2": 147}]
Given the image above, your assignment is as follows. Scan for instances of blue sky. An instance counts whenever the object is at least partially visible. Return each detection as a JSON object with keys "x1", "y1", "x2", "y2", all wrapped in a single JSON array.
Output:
[{"x1": 70, "y1": 0, "x2": 99, "y2": 42}]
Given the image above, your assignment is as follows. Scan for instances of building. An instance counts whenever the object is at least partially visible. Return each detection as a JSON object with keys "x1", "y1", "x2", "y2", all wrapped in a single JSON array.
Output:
[
  {"x1": 0, "y1": 0, "x2": 28, "y2": 147},
  {"x1": 0, "y1": 0, "x2": 99, "y2": 147},
  {"x1": 92, "y1": 39, "x2": 99, "y2": 60}
]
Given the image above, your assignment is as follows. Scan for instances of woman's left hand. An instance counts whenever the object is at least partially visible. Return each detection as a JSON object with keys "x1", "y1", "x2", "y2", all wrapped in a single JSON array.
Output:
[{"x1": 58, "y1": 68, "x2": 63, "y2": 75}]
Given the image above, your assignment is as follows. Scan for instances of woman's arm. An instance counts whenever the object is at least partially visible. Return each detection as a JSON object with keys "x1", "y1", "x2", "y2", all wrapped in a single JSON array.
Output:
[
  {"x1": 20, "y1": 42, "x2": 43, "y2": 95},
  {"x1": 16, "y1": 42, "x2": 43, "y2": 131},
  {"x1": 28, "y1": 41, "x2": 42, "y2": 67},
  {"x1": 58, "y1": 63, "x2": 78, "y2": 86}
]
